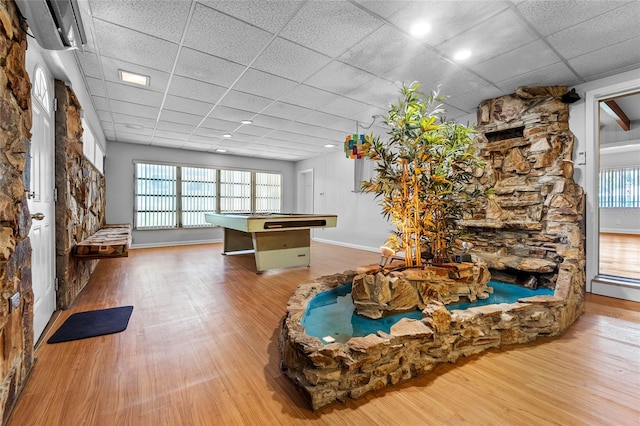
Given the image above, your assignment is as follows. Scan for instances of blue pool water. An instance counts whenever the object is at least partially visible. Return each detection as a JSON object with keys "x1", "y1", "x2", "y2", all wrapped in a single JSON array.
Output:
[{"x1": 301, "y1": 281, "x2": 554, "y2": 344}]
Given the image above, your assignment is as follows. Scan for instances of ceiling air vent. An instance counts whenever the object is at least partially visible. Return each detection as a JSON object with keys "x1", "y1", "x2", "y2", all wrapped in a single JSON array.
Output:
[{"x1": 14, "y1": 0, "x2": 86, "y2": 50}]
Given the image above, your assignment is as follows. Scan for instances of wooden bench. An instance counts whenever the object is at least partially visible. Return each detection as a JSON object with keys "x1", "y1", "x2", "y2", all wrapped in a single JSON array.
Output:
[{"x1": 72, "y1": 224, "x2": 131, "y2": 259}]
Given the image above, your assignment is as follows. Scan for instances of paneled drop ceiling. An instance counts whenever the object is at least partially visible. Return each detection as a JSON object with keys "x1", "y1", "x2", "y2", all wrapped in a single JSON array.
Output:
[{"x1": 62, "y1": 0, "x2": 640, "y2": 160}]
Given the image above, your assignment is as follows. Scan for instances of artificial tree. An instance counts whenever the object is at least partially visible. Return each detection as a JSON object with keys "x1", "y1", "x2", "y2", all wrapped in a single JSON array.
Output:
[{"x1": 362, "y1": 82, "x2": 488, "y2": 265}]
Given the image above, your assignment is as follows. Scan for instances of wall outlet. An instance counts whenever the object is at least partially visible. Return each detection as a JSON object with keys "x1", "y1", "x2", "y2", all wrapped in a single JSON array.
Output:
[{"x1": 9, "y1": 292, "x2": 20, "y2": 313}]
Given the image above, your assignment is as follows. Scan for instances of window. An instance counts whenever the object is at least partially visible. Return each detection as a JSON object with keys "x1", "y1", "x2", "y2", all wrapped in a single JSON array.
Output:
[
  {"x1": 134, "y1": 162, "x2": 282, "y2": 230},
  {"x1": 255, "y1": 172, "x2": 282, "y2": 213},
  {"x1": 82, "y1": 118, "x2": 105, "y2": 174},
  {"x1": 599, "y1": 166, "x2": 640, "y2": 208}
]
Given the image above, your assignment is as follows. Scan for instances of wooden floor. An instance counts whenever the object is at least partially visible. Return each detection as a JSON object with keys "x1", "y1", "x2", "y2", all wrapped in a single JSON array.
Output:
[
  {"x1": 8, "y1": 243, "x2": 640, "y2": 425},
  {"x1": 600, "y1": 232, "x2": 640, "y2": 280}
]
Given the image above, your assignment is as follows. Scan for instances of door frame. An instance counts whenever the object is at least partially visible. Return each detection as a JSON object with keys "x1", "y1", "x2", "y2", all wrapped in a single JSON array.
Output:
[{"x1": 585, "y1": 75, "x2": 640, "y2": 301}]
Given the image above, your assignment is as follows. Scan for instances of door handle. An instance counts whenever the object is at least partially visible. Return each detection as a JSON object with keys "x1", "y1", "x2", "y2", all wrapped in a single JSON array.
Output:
[{"x1": 31, "y1": 213, "x2": 45, "y2": 221}]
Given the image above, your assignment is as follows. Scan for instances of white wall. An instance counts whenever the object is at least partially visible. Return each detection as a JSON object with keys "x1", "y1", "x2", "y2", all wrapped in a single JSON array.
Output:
[
  {"x1": 296, "y1": 151, "x2": 392, "y2": 253},
  {"x1": 106, "y1": 142, "x2": 296, "y2": 247}
]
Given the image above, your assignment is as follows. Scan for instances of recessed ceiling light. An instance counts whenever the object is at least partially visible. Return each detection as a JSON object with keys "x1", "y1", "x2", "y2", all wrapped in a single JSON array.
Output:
[
  {"x1": 216, "y1": 149, "x2": 227, "y2": 153},
  {"x1": 410, "y1": 21, "x2": 431, "y2": 38},
  {"x1": 223, "y1": 134, "x2": 232, "y2": 138},
  {"x1": 118, "y1": 70, "x2": 150, "y2": 86},
  {"x1": 241, "y1": 120, "x2": 253, "y2": 125},
  {"x1": 324, "y1": 144, "x2": 336, "y2": 148},
  {"x1": 125, "y1": 123, "x2": 143, "y2": 129},
  {"x1": 453, "y1": 49, "x2": 472, "y2": 61}
]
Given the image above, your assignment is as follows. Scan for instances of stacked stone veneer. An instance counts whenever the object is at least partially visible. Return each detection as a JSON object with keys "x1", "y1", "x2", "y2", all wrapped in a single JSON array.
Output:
[
  {"x1": 463, "y1": 86, "x2": 585, "y2": 295},
  {"x1": 0, "y1": 0, "x2": 34, "y2": 421},
  {"x1": 280, "y1": 263, "x2": 581, "y2": 410},
  {"x1": 279, "y1": 86, "x2": 586, "y2": 411},
  {"x1": 352, "y1": 261, "x2": 492, "y2": 319},
  {"x1": 54, "y1": 81, "x2": 105, "y2": 309}
]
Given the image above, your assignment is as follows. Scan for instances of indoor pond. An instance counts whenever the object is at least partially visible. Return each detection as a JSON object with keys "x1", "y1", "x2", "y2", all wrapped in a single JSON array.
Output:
[{"x1": 301, "y1": 281, "x2": 554, "y2": 343}]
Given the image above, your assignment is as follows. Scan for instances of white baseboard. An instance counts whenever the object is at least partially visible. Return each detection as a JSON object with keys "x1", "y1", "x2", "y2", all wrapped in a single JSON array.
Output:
[
  {"x1": 132, "y1": 239, "x2": 222, "y2": 249},
  {"x1": 591, "y1": 277, "x2": 640, "y2": 302},
  {"x1": 311, "y1": 238, "x2": 380, "y2": 254}
]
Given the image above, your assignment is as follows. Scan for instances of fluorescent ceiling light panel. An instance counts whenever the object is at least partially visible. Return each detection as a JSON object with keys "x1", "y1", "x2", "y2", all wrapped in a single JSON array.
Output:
[
  {"x1": 216, "y1": 149, "x2": 227, "y2": 153},
  {"x1": 453, "y1": 49, "x2": 472, "y2": 61},
  {"x1": 118, "y1": 70, "x2": 150, "y2": 86},
  {"x1": 324, "y1": 144, "x2": 336, "y2": 148},
  {"x1": 241, "y1": 120, "x2": 253, "y2": 124},
  {"x1": 223, "y1": 134, "x2": 232, "y2": 138},
  {"x1": 410, "y1": 22, "x2": 431, "y2": 38}
]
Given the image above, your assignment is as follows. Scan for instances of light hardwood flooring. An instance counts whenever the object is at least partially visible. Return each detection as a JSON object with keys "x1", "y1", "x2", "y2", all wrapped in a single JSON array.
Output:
[
  {"x1": 600, "y1": 232, "x2": 640, "y2": 280},
  {"x1": 8, "y1": 242, "x2": 640, "y2": 425}
]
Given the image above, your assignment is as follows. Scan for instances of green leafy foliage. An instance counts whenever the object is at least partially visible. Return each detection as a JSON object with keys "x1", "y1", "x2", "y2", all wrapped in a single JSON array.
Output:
[{"x1": 361, "y1": 82, "x2": 488, "y2": 265}]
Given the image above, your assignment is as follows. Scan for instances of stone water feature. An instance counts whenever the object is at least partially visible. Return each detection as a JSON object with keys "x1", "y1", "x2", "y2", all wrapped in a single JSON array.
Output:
[{"x1": 278, "y1": 86, "x2": 586, "y2": 411}]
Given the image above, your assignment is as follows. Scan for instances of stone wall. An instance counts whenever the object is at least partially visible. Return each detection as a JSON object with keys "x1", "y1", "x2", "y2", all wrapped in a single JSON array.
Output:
[
  {"x1": 0, "y1": 0, "x2": 34, "y2": 421},
  {"x1": 463, "y1": 86, "x2": 585, "y2": 294},
  {"x1": 54, "y1": 81, "x2": 105, "y2": 309},
  {"x1": 280, "y1": 261, "x2": 583, "y2": 410}
]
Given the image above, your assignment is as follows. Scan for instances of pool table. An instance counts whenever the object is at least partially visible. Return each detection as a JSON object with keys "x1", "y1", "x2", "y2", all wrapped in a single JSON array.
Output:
[{"x1": 204, "y1": 213, "x2": 338, "y2": 273}]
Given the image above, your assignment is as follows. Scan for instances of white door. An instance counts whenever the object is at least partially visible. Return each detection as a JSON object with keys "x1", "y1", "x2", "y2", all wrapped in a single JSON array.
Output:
[{"x1": 28, "y1": 66, "x2": 56, "y2": 342}]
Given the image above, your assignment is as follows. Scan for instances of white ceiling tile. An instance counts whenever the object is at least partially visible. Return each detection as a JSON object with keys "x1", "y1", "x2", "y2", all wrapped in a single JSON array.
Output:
[
  {"x1": 387, "y1": 1, "x2": 510, "y2": 47},
  {"x1": 252, "y1": 37, "x2": 332, "y2": 82},
  {"x1": 568, "y1": 36, "x2": 640, "y2": 80},
  {"x1": 105, "y1": 81, "x2": 164, "y2": 107},
  {"x1": 547, "y1": 2, "x2": 640, "y2": 59},
  {"x1": 495, "y1": 62, "x2": 578, "y2": 93},
  {"x1": 174, "y1": 48, "x2": 246, "y2": 87},
  {"x1": 167, "y1": 75, "x2": 226, "y2": 104},
  {"x1": 304, "y1": 61, "x2": 376, "y2": 95},
  {"x1": 93, "y1": 19, "x2": 178, "y2": 72},
  {"x1": 346, "y1": 78, "x2": 400, "y2": 108},
  {"x1": 282, "y1": 122, "x2": 346, "y2": 141},
  {"x1": 99, "y1": 57, "x2": 171, "y2": 93},
  {"x1": 199, "y1": 118, "x2": 241, "y2": 132},
  {"x1": 431, "y1": 71, "x2": 494, "y2": 99},
  {"x1": 208, "y1": 106, "x2": 255, "y2": 123},
  {"x1": 297, "y1": 110, "x2": 356, "y2": 133},
  {"x1": 91, "y1": 96, "x2": 109, "y2": 111},
  {"x1": 100, "y1": 121, "x2": 114, "y2": 131},
  {"x1": 109, "y1": 99, "x2": 159, "y2": 120},
  {"x1": 249, "y1": 114, "x2": 294, "y2": 130},
  {"x1": 116, "y1": 132, "x2": 152, "y2": 143},
  {"x1": 86, "y1": 77, "x2": 106, "y2": 97},
  {"x1": 76, "y1": 52, "x2": 102, "y2": 78},
  {"x1": 353, "y1": 1, "x2": 406, "y2": 19},
  {"x1": 156, "y1": 121, "x2": 196, "y2": 134},
  {"x1": 259, "y1": 102, "x2": 313, "y2": 121},
  {"x1": 383, "y1": 49, "x2": 459, "y2": 87},
  {"x1": 183, "y1": 3, "x2": 272, "y2": 66},
  {"x1": 163, "y1": 95, "x2": 214, "y2": 117},
  {"x1": 233, "y1": 124, "x2": 274, "y2": 137},
  {"x1": 280, "y1": 1, "x2": 384, "y2": 57},
  {"x1": 446, "y1": 86, "x2": 505, "y2": 115},
  {"x1": 97, "y1": 110, "x2": 112, "y2": 122},
  {"x1": 113, "y1": 123, "x2": 153, "y2": 136},
  {"x1": 153, "y1": 129, "x2": 190, "y2": 141},
  {"x1": 197, "y1": 0, "x2": 303, "y2": 33},
  {"x1": 111, "y1": 114, "x2": 157, "y2": 128},
  {"x1": 159, "y1": 110, "x2": 204, "y2": 126},
  {"x1": 339, "y1": 25, "x2": 423, "y2": 76},
  {"x1": 516, "y1": 0, "x2": 629, "y2": 36},
  {"x1": 278, "y1": 84, "x2": 340, "y2": 110},
  {"x1": 233, "y1": 68, "x2": 298, "y2": 100},
  {"x1": 218, "y1": 90, "x2": 273, "y2": 113},
  {"x1": 473, "y1": 40, "x2": 562, "y2": 84},
  {"x1": 89, "y1": 0, "x2": 191, "y2": 43},
  {"x1": 318, "y1": 97, "x2": 386, "y2": 124},
  {"x1": 436, "y1": 9, "x2": 538, "y2": 66}
]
